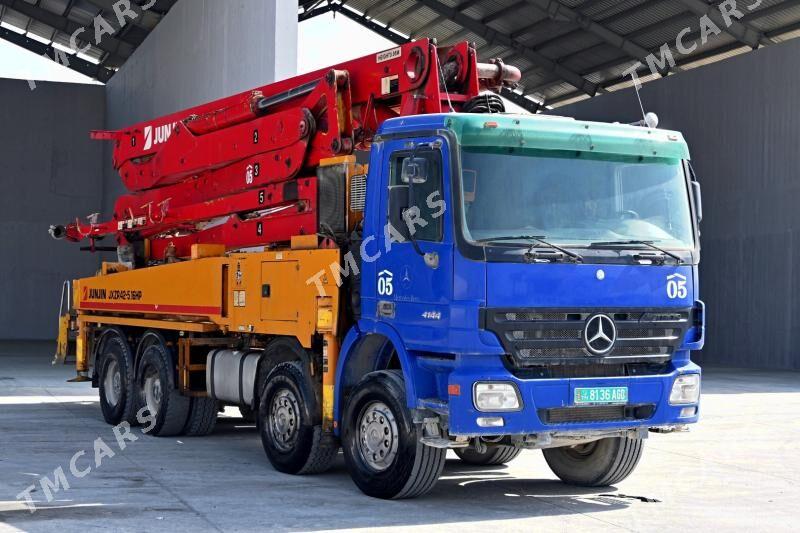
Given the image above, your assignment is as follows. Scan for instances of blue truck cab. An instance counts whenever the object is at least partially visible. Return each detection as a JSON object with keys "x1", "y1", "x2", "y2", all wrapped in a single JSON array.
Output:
[{"x1": 334, "y1": 112, "x2": 704, "y2": 499}]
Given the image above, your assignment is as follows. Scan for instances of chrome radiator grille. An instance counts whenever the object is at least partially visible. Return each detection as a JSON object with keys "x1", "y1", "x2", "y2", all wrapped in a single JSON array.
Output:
[{"x1": 483, "y1": 308, "x2": 692, "y2": 369}]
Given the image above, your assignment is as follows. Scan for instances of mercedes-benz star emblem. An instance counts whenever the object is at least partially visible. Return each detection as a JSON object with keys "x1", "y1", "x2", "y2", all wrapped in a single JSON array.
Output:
[{"x1": 584, "y1": 314, "x2": 617, "y2": 355}]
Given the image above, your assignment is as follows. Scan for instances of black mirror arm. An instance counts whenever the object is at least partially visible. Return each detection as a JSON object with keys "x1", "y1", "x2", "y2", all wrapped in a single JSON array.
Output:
[
  {"x1": 404, "y1": 142, "x2": 428, "y2": 258},
  {"x1": 403, "y1": 210, "x2": 426, "y2": 257}
]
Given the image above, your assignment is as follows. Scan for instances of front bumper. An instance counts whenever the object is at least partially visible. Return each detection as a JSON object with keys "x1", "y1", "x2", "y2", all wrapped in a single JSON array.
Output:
[{"x1": 446, "y1": 358, "x2": 701, "y2": 436}]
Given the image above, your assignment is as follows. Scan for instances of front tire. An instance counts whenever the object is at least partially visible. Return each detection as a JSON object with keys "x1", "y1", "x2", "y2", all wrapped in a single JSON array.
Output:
[
  {"x1": 258, "y1": 361, "x2": 337, "y2": 474},
  {"x1": 342, "y1": 370, "x2": 446, "y2": 499},
  {"x1": 137, "y1": 342, "x2": 190, "y2": 436},
  {"x1": 455, "y1": 444, "x2": 522, "y2": 466},
  {"x1": 542, "y1": 437, "x2": 644, "y2": 487},
  {"x1": 98, "y1": 332, "x2": 137, "y2": 426}
]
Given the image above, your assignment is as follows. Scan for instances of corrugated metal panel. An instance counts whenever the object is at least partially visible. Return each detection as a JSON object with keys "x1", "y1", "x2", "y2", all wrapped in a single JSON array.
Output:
[
  {"x1": 538, "y1": 34, "x2": 604, "y2": 61},
  {"x1": 607, "y1": 1, "x2": 688, "y2": 36},
  {"x1": 557, "y1": 37, "x2": 800, "y2": 370},
  {"x1": 773, "y1": 25, "x2": 800, "y2": 40},
  {"x1": 4, "y1": 0, "x2": 800, "y2": 110},
  {"x1": 586, "y1": 0, "x2": 655, "y2": 24},
  {"x1": 65, "y1": 1, "x2": 100, "y2": 27},
  {"x1": 26, "y1": 19, "x2": 55, "y2": 41},
  {"x1": 1, "y1": 7, "x2": 30, "y2": 30},
  {"x1": 39, "y1": 0, "x2": 68, "y2": 17},
  {"x1": 561, "y1": 44, "x2": 623, "y2": 74},
  {"x1": 337, "y1": 0, "x2": 800, "y2": 108},
  {"x1": 753, "y1": 6, "x2": 800, "y2": 32}
]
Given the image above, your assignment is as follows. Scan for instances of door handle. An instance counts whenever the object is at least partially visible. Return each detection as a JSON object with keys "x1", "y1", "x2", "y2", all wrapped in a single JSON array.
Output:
[
  {"x1": 424, "y1": 251, "x2": 439, "y2": 269},
  {"x1": 378, "y1": 300, "x2": 395, "y2": 319}
]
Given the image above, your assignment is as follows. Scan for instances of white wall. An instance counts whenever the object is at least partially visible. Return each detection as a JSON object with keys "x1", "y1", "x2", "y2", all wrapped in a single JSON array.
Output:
[
  {"x1": 103, "y1": 0, "x2": 298, "y2": 212},
  {"x1": 106, "y1": 0, "x2": 298, "y2": 123}
]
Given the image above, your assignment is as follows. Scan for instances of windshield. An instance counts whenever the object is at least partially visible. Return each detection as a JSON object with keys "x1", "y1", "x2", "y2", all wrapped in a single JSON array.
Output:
[{"x1": 459, "y1": 148, "x2": 695, "y2": 250}]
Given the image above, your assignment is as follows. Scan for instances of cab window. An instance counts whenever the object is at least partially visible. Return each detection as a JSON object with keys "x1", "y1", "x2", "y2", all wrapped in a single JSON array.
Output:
[{"x1": 388, "y1": 150, "x2": 444, "y2": 242}]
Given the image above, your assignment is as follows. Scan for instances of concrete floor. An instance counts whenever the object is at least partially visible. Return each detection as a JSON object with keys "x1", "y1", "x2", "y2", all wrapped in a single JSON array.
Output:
[{"x1": 0, "y1": 342, "x2": 798, "y2": 532}]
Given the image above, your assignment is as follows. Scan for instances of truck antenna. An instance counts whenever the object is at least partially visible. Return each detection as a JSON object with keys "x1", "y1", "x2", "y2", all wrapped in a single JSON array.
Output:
[
  {"x1": 634, "y1": 82, "x2": 647, "y2": 124},
  {"x1": 630, "y1": 82, "x2": 659, "y2": 128}
]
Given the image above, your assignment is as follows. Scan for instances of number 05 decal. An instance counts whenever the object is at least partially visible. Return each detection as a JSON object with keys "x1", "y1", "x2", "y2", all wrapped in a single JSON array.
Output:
[
  {"x1": 666, "y1": 273, "x2": 688, "y2": 299},
  {"x1": 378, "y1": 270, "x2": 394, "y2": 296}
]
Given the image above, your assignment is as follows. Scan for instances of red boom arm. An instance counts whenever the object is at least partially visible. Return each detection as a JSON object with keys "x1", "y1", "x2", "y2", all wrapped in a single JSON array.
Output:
[{"x1": 51, "y1": 40, "x2": 520, "y2": 261}]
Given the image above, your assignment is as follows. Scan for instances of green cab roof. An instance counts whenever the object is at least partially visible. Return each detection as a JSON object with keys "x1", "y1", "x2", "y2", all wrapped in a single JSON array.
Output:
[{"x1": 445, "y1": 113, "x2": 690, "y2": 161}]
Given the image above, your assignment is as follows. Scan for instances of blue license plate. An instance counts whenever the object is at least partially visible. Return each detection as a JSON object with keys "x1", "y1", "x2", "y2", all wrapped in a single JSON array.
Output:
[{"x1": 574, "y1": 386, "x2": 628, "y2": 405}]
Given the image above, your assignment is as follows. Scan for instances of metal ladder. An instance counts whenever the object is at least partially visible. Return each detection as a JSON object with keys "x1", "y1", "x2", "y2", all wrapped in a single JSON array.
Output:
[{"x1": 52, "y1": 280, "x2": 75, "y2": 365}]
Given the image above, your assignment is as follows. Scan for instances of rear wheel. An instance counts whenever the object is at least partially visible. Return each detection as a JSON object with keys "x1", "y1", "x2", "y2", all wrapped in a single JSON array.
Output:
[
  {"x1": 455, "y1": 444, "x2": 522, "y2": 466},
  {"x1": 258, "y1": 361, "x2": 337, "y2": 474},
  {"x1": 98, "y1": 332, "x2": 137, "y2": 425},
  {"x1": 342, "y1": 370, "x2": 446, "y2": 499},
  {"x1": 542, "y1": 437, "x2": 644, "y2": 487},
  {"x1": 137, "y1": 342, "x2": 190, "y2": 436},
  {"x1": 183, "y1": 397, "x2": 218, "y2": 436}
]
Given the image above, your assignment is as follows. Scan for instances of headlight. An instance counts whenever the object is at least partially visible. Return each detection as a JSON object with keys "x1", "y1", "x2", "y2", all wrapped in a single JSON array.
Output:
[
  {"x1": 473, "y1": 382, "x2": 521, "y2": 412},
  {"x1": 670, "y1": 374, "x2": 700, "y2": 405}
]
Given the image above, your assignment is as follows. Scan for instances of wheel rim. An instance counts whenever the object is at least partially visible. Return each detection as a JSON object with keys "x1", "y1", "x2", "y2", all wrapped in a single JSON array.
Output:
[
  {"x1": 143, "y1": 367, "x2": 162, "y2": 418},
  {"x1": 269, "y1": 388, "x2": 300, "y2": 452},
  {"x1": 357, "y1": 401, "x2": 399, "y2": 472},
  {"x1": 103, "y1": 359, "x2": 122, "y2": 407}
]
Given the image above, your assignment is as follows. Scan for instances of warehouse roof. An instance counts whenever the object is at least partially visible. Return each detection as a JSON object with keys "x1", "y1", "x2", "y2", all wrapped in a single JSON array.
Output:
[
  {"x1": 0, "y1": 0, "x2": 177, "y2": 82},
  {"x1": 301, "y1": 0, "x2": 800, "y2": 110},
  {"x1": 2, "y1": 0, "x2": 799, "y2": 109}
]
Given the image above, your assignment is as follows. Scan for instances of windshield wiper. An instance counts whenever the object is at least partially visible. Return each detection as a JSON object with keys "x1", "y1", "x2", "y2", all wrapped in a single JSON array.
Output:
[
  {"x1": 477, "y1": 235, "x2": 584, "y2": 263},
  {"x1": 589, "y1": 240, "x2": 683, "y2": 265}
]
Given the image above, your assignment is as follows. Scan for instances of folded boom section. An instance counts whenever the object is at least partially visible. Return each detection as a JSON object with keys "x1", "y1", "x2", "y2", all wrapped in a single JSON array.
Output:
[{"x1": 50, "y1": 40, "x2": 521, "y2": 262}]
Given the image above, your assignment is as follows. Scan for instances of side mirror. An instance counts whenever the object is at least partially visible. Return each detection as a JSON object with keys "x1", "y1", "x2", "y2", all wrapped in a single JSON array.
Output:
[
  {"x1": 691, "y1": 181, "x2": 702, "y2": 223},
  {"x1": 401, "y1": 157, "x2": 429, "y2": 184}
]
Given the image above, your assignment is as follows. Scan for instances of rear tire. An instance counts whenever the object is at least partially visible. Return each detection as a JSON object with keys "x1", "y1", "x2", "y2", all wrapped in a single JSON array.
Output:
[
  {"x1": 455, "y1": 444, "x2": 521, "y2": 466},
  {"x1": 342, "y1": 370, "x2": 446, "y2": 499},
  {"x1": 136, "y1": 342, "x2": 190, "y2": 436},
  {"x1": 183, "y1": 397, "x2": 218, "y2": 436},
  {"x1": 98, "y1": 332, "x2": 137, "y2": 426},
  {"x1": 542, "y1": 437, "x2": 644, "y2": 487},
  {"x1": 258, "y1": 361, "x2": 337, "y2": 474}
]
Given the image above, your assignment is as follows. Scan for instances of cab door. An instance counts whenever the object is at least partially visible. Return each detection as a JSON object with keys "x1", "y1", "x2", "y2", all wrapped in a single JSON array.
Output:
[{"x1": 370, "y1": 137, "x2": 454, "y2": 350}]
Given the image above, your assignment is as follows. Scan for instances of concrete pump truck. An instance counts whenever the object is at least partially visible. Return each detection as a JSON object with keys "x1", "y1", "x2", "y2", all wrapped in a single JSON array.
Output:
[{"x1": 51, "y1": 39, "x2": 705, "y2": 499}]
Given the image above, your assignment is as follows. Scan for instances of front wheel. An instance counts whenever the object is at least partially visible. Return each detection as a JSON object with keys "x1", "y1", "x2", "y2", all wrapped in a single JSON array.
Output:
[
  {"x1": 342, "y1": 370, "x2": 446, "y2": 499},
  {"x1": 542, "y1": 436, "x2": 644, "y2": 487}
]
